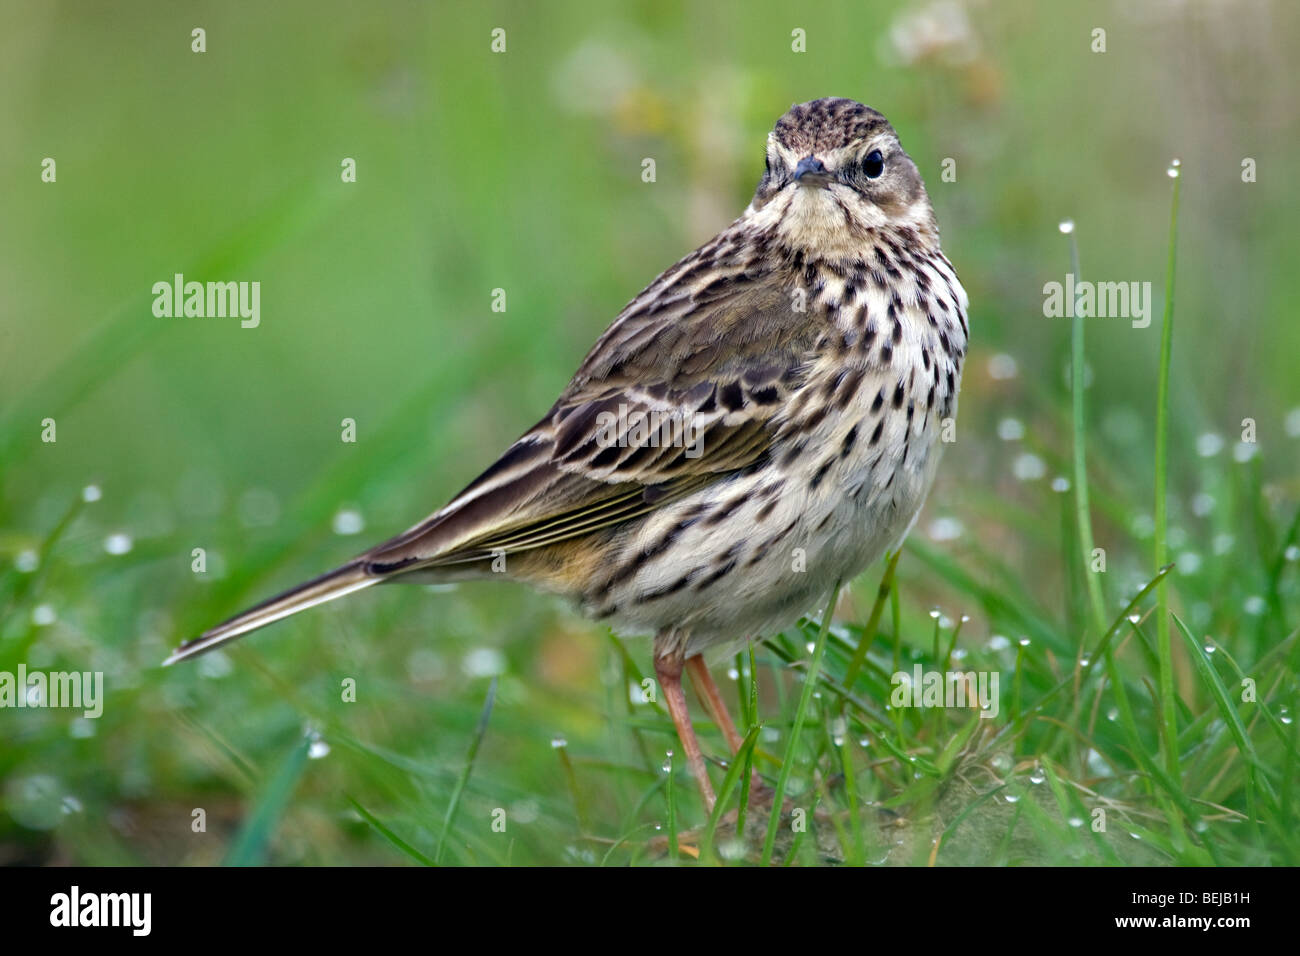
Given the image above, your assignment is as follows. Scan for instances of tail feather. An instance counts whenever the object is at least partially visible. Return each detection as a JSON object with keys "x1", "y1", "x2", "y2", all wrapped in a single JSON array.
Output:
[{"x1": 163, "y1": 561, "x2": 376, "y2": 666}]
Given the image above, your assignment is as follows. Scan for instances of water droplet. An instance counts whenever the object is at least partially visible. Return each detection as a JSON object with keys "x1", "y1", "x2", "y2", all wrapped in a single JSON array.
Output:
[
  {"x1": 1203, "y1": 642, "x2": 1216, "y2": 654},
  {"x1": 1018, "y1": 637, "x2": 1031, "y2": 648},
  {"x1": 990, "y1": 753, "x2": 1012, "y2": 773},
  {"x1": 1285, "y1": 545, "x2": 1300, "y2": 562},
  {"x1": 997, "y1": 417, "x2": 1024, "y2": 441},
  {"x1": 61, "y1": 795, "x2": 83, "y2": 815},
  {"x1": 1192, "y1": 492, "x2": 1215, "y2": 516},
  {"x1": 805, "y1": 641, "x2": 816, "y2": 654},
  {"x1": 1244, "y1": 596, "x2": 1266, "y2": 616},
  {"x1": 104, "y1": 532, "x2": 133, "y2": 555},
  {"x1": 15, "y1": 550, "x2": 38, "y2": 573},
  {"x1": 1166, "y1": 159, "x2": 1181, "y2": 178},
  {"x1": 331, "y1": 508, "x2": 365, "y2": 536},
  {"x1": 1013, "y1": 453, "x2": 1046, "y2": 482},
  {"x1": 1079, "y1": 657, "x2": 1090, "y2": 668},
  {"x1": 1004, "y1": 793, "x2": 1020, "y2": 803},
  {"x1": 3, "y1": 774, "x2": 63, "y2": 830},
  {"x1": 196, "y1": 651, "x2": 232, "y2": 679},
  {"x1": 1129, "y1": 831, "x2": 1142, "y2": 840},
  {"x1": 987, "y1": 635, "x2": 1011, "y2": 651},
  {"x1": 31, "y1": 604, "x2": 55, "y2": 626},
  {"x1": 551, "y1": 736, "x2": 567, "y2": 749},
  {"x1": 1068, "y1": 816, "x2": 1084, "y2": 828},
  {"x1": 987, "y1": 353, "x2": 1018, "y2": 380},
  {"x1": 831, "y1": 716, "x2": 847, "y2": 747},
  {"x1": 82, "y1": 484, "x2": 102, "y2": 503},
  {"x1": 1107, "y1": 707, "x2": 1119, "y2": 722},
  {"x1": 1051, "y1": 476, "x2": 1071, "y2": 493},
  {"x1": 308, "y1": 739, "x2": 331, "y2": 760},
  {"x1": 929, "y1": 608, "x2": 941, "y2": 620},
  {"x1": 461, "y1": 647, "x2": 506, "y2": 677},
  {"x1": 726, "y1": 667, "x2": 739, "y2": 681},
  {"x1": 1058, "y1": 219, "x2": 1075, "y2": 234},
  {"x1": 1127, "y1": 613, "x2": 1141, "y2": 624},
  {"x1": 927, "y1": 516, "x2": 964, "y2": 541},
  {"x1": 1177, "y1": 552, "x2": 1203, "y2": 575},
  {"x1": 1029, "y1": 768, "x2": 1045, "y2": 784},
  {"x1": 1196, "y1": 432, "x2": 1224, "y2": 457}
]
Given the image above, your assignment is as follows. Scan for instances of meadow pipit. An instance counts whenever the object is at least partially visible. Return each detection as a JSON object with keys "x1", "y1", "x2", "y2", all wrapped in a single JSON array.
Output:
[{"x1": 166, "y1": 98, "x2": 969, "y2": 810}]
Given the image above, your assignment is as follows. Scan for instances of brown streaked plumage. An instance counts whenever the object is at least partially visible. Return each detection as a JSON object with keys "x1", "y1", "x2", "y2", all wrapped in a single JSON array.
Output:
[{"x1": 165, "y1": 97, "x2": 968, "y2": 811}]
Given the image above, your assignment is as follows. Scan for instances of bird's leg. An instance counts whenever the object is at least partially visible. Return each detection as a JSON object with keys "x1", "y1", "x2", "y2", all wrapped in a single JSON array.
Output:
[
  {"x1": 686, "y1": 653, "x2": 766, "y2": 798},
  {"x1": 685, "y1": 654, "x2": 744, "y2": 754},
  {"x1": 654, "y1": 632, "x2": 716, "y2": 812}
]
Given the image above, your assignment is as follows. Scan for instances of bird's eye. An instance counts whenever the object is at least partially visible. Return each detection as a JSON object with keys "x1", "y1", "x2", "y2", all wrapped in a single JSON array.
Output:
[{"x1": 863, "y1": 149, "x2": 884, "y2": 179}]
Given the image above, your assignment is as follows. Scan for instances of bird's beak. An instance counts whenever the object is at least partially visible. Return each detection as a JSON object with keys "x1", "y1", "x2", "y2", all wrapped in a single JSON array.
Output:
[{"x1": 793, "y1": 155, "x2": 832, "y2": 186}]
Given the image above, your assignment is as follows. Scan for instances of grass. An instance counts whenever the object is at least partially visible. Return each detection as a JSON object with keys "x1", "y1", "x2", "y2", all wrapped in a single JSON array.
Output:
[{"x1": 2, "y1": 1, "x2": 1297, "y2": 867}]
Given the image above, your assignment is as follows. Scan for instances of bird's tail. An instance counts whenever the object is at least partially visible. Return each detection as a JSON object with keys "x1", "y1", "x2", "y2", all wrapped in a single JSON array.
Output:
[{"x1": 162, "y1": 561, "x2": 377, "y2": 666}]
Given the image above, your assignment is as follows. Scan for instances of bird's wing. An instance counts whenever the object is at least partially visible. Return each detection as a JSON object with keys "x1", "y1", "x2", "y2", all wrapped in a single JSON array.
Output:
[
  {"x1": 165, "y1": 250, "x2": 819, "y2": 664},
  {"x1": 361, "y1": 260, "x2": 819, "y2": 571}
]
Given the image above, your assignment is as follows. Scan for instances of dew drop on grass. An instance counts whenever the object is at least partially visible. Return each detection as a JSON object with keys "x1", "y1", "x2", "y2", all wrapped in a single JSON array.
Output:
[
  {"x1": 1018, "y1": 637, "x2": 1031, "y2": 648},
  {"x1": 1196, "y1": 432, "x2": 1224, "y2": 457},
  {"x1": 1192, "y1": 492, "x2": 1215, "y2": 516},
  {"x1": 997, "y1": 417, "x2": 1024, "y2": 441},
  {"x1": 987, "y1": 635, "x2": 1010, "y2": 651},
  {"x1": 308, "y1": 739, "x2": 331, "y2": 760},
  {"x1": 1167, "y1": 158, "x2": 1181, "y2": 178},
  {"x1": 15, "y1": 550, "x2": 38, "y2": 573},
  {"x1": 1127, "y1": 614, "x2": 1141, "y2": 624},
  {"x1": 726, "y1": 667, "x2": 739, "y2": 680},
  {"x1": 550, "y1": 736, "x2": 567, "y2": 749},
  {"x1": 1004, "y1": 793, "x2": 1020, "y2": 803},
  {"x1": 1107, "y1": 708, "x2": 1119, "y2": 722},
  {"x1": 1244, "y1": 596, "x2": 1266, "y2": 616},
  {"x1": 987, "y1": 353, "x2": 1018, "y2": 380},
  {"x1": 196, "y1": 651, "x2": 232, "y2": 680},
  {"x1": 1050, "y1": 476, "x2": 1070, "y2": 493},
  {"x1": 1029, "y1": 768, "x2": 1045, "y2": 784},
  {"x1": 82, "y1": 484, "x2": 102, "y2": 503},
  {"x1": 1193, "y1": 819, "x2": 1209, "y2": 834},
  {"x1": 3, "y1": 774, "x2": 63, "y2": 830},
  {"x1": 104, "y1": 532, "x2": 133, "y2": 555},
  {"x1": 1203, "y1": 642, "x2": 1216, "y2": 654},
  {"x1": 331, "y1": 508, "x2": 365, "y2": 536},
  {"x1": 928, "y1": 516, "x2": 964, "y2": 541},
  {"x1": 1286, "y1": 545, "x2": 1300, "y2": 562},
  {"x1": 1068, "y1": 817, "x2": 1084, "y2": 828},
  {"x1": 31, "y1": 604, "x2": 55, "y2": 626},
  {"x1": 1013, "y1": 452, "x2": 1046, "y2": 481},
  {"x1": 1058, "y1": 219, "x2": 1075, "y2": 234},
  {"x1": 831, "y1": 716, "x2": 847, "y2": 747}
]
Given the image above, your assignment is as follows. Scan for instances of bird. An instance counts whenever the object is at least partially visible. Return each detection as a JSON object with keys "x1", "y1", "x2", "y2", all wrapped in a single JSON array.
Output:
[{"x1": 165, "y1": 97, "x2": 968, "y2": 813}]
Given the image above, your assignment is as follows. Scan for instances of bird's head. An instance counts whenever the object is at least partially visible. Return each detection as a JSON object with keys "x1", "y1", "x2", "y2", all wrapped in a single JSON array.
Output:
[{"x1": 747, "y1": 97, "x2": 939, "y2": 258}]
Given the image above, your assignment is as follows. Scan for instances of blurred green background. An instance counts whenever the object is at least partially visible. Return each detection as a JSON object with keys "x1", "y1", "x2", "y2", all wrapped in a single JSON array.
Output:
[{"x1": 1, "y1": 0, "x2": 1296, "y2": 865}]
